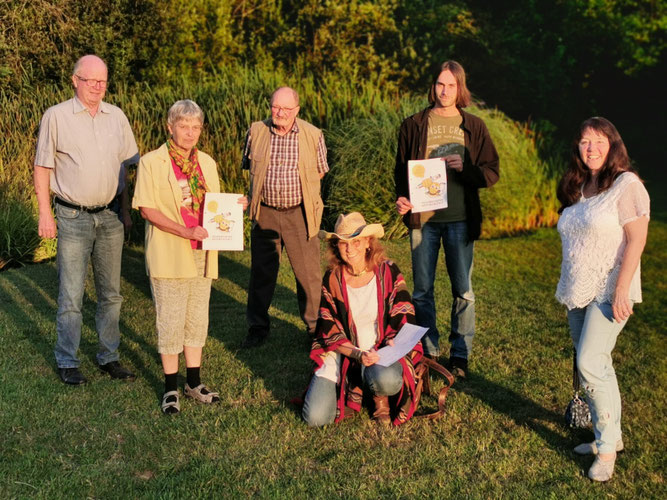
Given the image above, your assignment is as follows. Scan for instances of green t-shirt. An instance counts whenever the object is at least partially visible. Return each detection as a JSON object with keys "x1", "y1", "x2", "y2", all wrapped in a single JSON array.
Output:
[{"x1": 420, "y1": 112, "x2": 466, "y2": 224}]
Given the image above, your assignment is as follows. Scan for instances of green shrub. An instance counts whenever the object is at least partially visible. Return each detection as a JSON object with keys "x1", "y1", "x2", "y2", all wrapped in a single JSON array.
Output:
[
  {"x1": 324, "y1": 103, "x2": 411, "y2": 238},
  {"x1": 477, "y1": 109, "x2": 560, "y2": 238}
]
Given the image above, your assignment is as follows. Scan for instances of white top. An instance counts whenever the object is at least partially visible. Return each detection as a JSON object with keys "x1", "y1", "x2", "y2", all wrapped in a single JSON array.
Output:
[
  {"x1": 346, "y1": 278, "x2": 379, "y2": 351},
  {"x1": 314, "y1": 277, "x2": 379, "y2": 383},
  {"x1": 556, "y1": 172, "x2": 650, "y2": 310}
]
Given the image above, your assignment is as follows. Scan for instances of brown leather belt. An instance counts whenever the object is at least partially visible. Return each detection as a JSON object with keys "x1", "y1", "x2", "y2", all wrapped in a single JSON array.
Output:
[{"x1": 260, "y1": 201, "x2": 300, "y2": 211}]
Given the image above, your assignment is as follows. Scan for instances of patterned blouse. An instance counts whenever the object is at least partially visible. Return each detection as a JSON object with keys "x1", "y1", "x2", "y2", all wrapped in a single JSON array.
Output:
[{"x1": 556, "y1": 172, "x2": 650, "y2": 310}]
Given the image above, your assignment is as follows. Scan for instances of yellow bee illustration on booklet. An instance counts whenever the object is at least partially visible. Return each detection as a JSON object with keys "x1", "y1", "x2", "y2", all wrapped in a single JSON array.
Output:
[
  {"x1": 417, "y1": 174, "x2": 445, "y2": 197},
  {"x1": 407, "y1": 158, "x2": 448, "y2": 213},
  {"x1": 206, "y1": 200, "x2": 235, "y2": 233}
]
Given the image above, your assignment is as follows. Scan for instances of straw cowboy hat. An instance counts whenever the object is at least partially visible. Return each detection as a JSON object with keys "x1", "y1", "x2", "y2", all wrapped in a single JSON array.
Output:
[{"x1": 318, "y1": 212, "x2": 384, "y2": 241}]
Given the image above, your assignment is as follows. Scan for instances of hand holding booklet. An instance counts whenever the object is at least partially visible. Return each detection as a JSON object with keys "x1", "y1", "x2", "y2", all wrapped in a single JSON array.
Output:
[{"x1": 375, "y1": 323, "x2": 429, "y2": 367}]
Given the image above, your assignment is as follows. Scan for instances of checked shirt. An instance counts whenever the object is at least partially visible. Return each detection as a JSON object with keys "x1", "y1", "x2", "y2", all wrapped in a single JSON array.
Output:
[{"x1": 242, "y1": 121, "x2": 328, "y2": 209}]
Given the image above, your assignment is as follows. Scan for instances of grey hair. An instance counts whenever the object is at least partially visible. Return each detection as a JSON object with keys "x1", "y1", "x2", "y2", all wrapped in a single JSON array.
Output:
[
  {"x1": 72, "y1": 54, "x2": 107, "y2": 76},
  {"x1": 271, "y1": 87, "x2": 299, "y2": 106},
  {"x1": 167, "y1": 99, "x2": 204, "y2": 126}
]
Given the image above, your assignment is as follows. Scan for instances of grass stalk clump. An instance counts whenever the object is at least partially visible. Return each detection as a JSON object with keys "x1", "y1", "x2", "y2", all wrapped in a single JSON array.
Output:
[
  {"x1": 0, "y1": 186, "x2": 41, "y2": 270},
  {"x1": 477, "y1": 109, "x2": 561, "y2": 237}
]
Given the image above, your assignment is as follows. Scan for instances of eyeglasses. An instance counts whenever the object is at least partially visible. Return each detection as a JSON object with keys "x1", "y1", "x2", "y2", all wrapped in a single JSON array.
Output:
[
  {"x1": 271, "y1": 105, "x2": 298, "y2": 114},
  {"x1": 336, "y1": 238, "x2": 364, "y2": 249},
  {"x1": 75, "y1": 75, "x2": 108, "y2": 88}
]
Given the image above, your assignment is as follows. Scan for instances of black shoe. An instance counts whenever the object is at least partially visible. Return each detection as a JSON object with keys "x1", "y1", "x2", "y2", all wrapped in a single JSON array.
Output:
[
  {"x1": 240, "y1": 329, "x2": 268, "y2": 348},
  {"x1": 59, "y1": 367, "x2": 87, "y2": 385},
  {"x1": 447, "y1": 356, "x2": 468, "y2": 378},
  {"x1": 99, "y1": 361, "x2": 136, "y2": 380}
]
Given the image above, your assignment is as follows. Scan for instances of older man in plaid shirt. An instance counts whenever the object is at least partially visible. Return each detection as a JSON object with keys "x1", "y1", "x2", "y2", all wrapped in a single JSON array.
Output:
[{"x1": 241, "y1": 87, "x2": 329, "y2": 348}]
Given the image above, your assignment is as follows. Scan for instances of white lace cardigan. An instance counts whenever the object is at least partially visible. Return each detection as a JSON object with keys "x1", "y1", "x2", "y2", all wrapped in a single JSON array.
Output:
[{"x1": 556, "y1": 172, "x2": 650, "y2": 310}]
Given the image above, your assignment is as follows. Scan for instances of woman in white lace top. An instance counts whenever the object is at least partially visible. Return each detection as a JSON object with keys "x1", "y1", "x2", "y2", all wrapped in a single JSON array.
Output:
[{"x1": 556, "y1": 117, "x2": 650, "y2": 482}]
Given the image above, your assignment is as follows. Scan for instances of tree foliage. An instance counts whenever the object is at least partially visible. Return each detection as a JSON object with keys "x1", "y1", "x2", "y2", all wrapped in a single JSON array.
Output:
[
  {"x1": 0, "y1": 0, "x2": 164, "y2": 87},
  {"x1": 4, "y1": 0, "x2": 663, "y2": 89},
  {"x1": 1, "y1": 0, "x2": 664, "y2": 163}
]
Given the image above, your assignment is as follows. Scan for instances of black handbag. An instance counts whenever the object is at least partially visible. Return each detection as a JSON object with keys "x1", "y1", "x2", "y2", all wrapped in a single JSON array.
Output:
[{"x1": 565, "y1": 351, "x2": 591, "y2": 428}]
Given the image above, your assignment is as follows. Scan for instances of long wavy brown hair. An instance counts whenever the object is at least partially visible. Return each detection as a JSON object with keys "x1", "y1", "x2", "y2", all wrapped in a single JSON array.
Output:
[
  {"x1": 557, "y1": 117, "x2": 638, "y2": 212},
  {"x1": 427, "y1": 60, "x2": 472, "y2": 108},
  {"x1": 326, "y1": 237, "x2": 387, "y2": 273}
]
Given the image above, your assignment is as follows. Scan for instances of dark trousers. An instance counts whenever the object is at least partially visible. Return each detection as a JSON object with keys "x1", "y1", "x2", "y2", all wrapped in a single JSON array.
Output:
[{"x1": 247, "y1": 205, "x2": 322, "y2": 335}]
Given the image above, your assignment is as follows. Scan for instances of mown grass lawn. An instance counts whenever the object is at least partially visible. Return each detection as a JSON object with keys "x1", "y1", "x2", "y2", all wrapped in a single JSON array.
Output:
[{"x1": 1, "y1": 222, "x2": 664, "y2": 499}]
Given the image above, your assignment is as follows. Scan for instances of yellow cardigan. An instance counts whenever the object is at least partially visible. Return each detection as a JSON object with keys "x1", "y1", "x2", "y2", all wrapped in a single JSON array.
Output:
[{"x1": 132, "y1": 143, "x2": 219, "y2": 279}]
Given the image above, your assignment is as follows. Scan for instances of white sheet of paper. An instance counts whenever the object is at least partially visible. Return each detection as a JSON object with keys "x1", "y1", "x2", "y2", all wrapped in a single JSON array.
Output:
[
  {"x1": 407, "y1": 157, "x2": 448, "y2": 213},
  {"x1": 202, "y1": 193, "x2": 244, "y2": 251},
  {"x1": 375, "y1": 323, "x2": 429, "y2": 367}
]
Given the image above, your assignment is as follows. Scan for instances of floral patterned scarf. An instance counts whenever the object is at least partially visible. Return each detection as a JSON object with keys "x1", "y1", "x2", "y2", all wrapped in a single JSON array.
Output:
[{"x1": 166, "y1": 139, "x2": 208, "y2": 213}]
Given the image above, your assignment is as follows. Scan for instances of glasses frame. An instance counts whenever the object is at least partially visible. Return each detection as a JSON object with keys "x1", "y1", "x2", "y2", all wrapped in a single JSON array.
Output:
[
  {"x1": 270, "y1": 105, "x2": 298, "y2": 114},
  {"x1": 74, "y1": 75, "x2": 108, "y2": 88}
]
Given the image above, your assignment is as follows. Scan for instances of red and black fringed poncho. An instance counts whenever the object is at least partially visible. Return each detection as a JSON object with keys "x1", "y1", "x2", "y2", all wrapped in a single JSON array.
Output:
[{"x1": 309, "y1": 260, "x2": 424, "y2": 426}]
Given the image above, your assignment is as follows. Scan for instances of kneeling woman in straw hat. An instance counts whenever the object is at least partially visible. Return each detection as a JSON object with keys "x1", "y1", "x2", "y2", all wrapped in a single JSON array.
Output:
[{"x1": 303, "y1": 212, "x2": 424, "y2": 426}]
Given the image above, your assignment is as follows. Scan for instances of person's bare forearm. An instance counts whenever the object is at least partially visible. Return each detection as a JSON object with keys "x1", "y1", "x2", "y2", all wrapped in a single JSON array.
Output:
[
  {"x1": 34, "y1": 166, "x2": 52, "y2": 215},
  {"x1": 119, "y1": 171, "x2": 132, "y2": 233},
  {"x1": 612, "y1": 216, "x2": 649, "y2": 322},
  {"x1": 34, "y1": 166, "x2": 56, "y2": 238},
  {"x1": 336, "y1": 341, "x2": 381, "y2": 366},
  {"x1": 336, "y1": 341, "x2": 363, "y2": 361},
  {"x1": 616, "y1": 236, "x2": 646, "y2": 292}
]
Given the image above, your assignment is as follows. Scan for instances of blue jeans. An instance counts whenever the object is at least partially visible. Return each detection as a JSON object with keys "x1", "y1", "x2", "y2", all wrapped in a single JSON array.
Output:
[
  {"x1": 410, "y1": 221, "x2": 475, "y2": 358},
  {"x1": 54, "y1": 204, "x2": 124, "y2": 368},
  {"x1": 568, "y1": 302, "x2": 628, "y2": 454},
  {"x1": 302, "y1": 362, "x2": 403, "y2": 427}
]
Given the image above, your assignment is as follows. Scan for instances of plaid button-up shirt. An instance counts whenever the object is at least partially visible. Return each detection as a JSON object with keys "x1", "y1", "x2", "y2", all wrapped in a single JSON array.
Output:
[{"x1": 242, "y1": 121, "x2": 328, "y2": 208}]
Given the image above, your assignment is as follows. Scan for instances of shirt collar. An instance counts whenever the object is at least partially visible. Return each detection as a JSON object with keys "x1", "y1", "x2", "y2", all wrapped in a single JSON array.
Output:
[
  {"x1": 270, "y1": 119, "x2": 299, "y2": 135},
  {"x1": 72, "y1": 96, "x2": 111, "y2": 114}
]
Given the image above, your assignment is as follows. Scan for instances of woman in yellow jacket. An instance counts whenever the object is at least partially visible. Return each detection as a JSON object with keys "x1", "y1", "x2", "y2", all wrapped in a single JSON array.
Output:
[{"x1": 133, "y1": 99, "x2": 247, "y2": 414}]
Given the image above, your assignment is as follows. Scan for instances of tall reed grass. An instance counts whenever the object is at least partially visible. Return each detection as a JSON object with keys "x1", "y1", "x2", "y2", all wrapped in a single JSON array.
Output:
[
  {"x1": 1, "y1": 66, "x2": 398, "y2": 200},
  {"x1": 1, "y1": 65, "x2": 561, "y2": 266}
]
